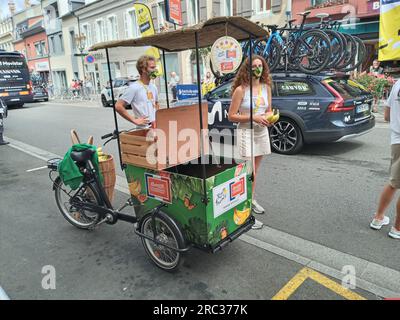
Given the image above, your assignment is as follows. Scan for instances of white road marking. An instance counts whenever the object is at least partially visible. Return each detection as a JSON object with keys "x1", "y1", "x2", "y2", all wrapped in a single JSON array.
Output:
[
  {"x1": 4, "y1": 136, "x2": 400, "y2": 298},
  {"x1": 0, "y1": 286, "x2": 10, "y2": 300},
  {"x1": 26, "y1": 166, "x2": 48, "y2": 172}
]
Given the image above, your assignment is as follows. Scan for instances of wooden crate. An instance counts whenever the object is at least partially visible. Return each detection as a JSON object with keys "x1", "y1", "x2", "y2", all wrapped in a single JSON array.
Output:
[{"x1": 120, "y1": 103, "x2": 209, "y2": 170}]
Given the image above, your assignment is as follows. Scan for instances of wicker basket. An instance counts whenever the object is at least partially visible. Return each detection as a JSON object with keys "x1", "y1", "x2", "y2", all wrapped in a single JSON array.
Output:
[{"x1": 99, "y1": 155, "x2": 116, "y2": 203}]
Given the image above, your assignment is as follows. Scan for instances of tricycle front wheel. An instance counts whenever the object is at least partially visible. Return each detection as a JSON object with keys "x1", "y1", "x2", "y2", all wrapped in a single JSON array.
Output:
[{"x1": 140, "y1": 212, "x2": 186, "y2": 272}]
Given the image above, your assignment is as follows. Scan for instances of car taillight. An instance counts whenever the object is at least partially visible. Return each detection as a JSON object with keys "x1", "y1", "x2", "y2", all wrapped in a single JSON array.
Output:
[{"x1": 323, "y1": 80, "x2": 354, "y2": 113}]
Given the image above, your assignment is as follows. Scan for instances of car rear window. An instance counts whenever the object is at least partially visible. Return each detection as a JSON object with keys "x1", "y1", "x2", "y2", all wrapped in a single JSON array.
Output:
[
  {"x1": 326, "y1": 79, "x2": 365, "y2": 99},
  {"x1": 276, "y1": 81, "x2": 314, "y2": 96},
  {"x1": 208, "y1": 82, "x2": 232, "y2": 99}
]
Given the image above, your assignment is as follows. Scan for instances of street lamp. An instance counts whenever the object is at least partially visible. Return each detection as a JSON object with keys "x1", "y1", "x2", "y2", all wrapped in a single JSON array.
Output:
[{"x1": 74, "y1": 33, "x2": 86, "y2": 80}]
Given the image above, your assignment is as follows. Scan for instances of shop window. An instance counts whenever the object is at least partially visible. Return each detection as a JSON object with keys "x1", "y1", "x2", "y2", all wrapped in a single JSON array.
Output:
[
  {"x1": 254, "y1": 0, "x2": 271, "y2": 13},
  {"x1": 187, "y1": 0, "x2": 199, "y2": 25}
]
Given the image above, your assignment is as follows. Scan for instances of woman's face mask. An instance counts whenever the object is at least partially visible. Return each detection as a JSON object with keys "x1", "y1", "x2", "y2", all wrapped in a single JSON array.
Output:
[{"x1": 252, "y1": 66, "x2": 263, "y2": 79}]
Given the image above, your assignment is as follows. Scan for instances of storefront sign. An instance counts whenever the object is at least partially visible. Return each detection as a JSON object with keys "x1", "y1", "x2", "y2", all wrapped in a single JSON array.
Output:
[
  {"x1": 212, "y1": 173, "x2": 247, "y2": 218},
  {"x1": 176, "y1": 84, "x2": 199, "y2": 100},
  {"x1": 145, "y1": 173, "x2": 172, "y2": 203},
  {"x1": 87, "y1": 64, "x2": 96, "y2": 72},
  {"x1": 211, "y1": 36, "x2": 242, "y2": 75},
  {"x1": 35, "y1": 61, "x2": 49, "y2": 72},
  {"x1": 368, "y1": 1, "x2": 380, "y2": 12},
  {"x1": 165, "y1": 0, "x2": 183, "y2": 26}
]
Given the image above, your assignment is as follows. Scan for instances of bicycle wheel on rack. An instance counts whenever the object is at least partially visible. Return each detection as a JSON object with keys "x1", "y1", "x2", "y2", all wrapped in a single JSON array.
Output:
[
  {"x1": 324, "y1": 30, "x2": 345, "y2": 70},
  {"x1": 256, "y1": 38, "x2": 281, "y2": 72},
  {"x1": 292, "y1": 29, "x2": 332, "y2": 74},
  {"x1": 336, "y1": 33, "x2": 357, "y2": 70},
  {"x1": 339, "y1": 36, "x2": 366, "y2": 72}
]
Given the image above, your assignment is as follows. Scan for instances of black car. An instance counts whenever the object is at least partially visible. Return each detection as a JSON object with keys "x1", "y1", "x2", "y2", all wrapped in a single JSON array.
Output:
[
  {"x1": 177, "y1": 72, "x2": 375, "y2": 155},
  {"x1": 33, "y1": 85, "x2": 49, "y2": 102}
]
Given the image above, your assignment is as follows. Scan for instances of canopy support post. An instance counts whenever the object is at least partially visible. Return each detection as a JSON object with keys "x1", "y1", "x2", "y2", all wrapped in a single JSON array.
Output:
[
  {"x1": 195, "y1": 31, "x2": 208, "y2": 205},
  {"x1": 249, "y1": 36, "x2": 255, "y2": 183},
  {"x1": 162, "y1": 50, "x2": 170, "y2": 109},
  {"x1": 105, "y1": 48, "x2": 124, "y2": 171}
]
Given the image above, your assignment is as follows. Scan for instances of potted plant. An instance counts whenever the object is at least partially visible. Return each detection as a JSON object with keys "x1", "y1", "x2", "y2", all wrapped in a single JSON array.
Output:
[{"x1": 355, "y1": 73, "x2": 395, "y2": 112}]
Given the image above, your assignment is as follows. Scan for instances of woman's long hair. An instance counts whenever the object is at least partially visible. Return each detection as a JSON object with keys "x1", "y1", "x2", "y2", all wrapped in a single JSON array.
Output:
[{"x1": 231, "y1": 55, "x2": 271, "y2": 95}]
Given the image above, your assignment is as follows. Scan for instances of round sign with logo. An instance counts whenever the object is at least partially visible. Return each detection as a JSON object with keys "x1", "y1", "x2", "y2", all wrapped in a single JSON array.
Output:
[
  {"x1": 210, "y1": 36, "x2": 242, "y2": 75},
  {"x1": 85, "y1": 55, "x2": 95, "y2": 64}
]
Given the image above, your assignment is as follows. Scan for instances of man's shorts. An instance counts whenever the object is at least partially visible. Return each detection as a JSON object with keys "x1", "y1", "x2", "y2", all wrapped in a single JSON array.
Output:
[{"x1": 389, "y1": 144, "x2": 400, "y2": 188}]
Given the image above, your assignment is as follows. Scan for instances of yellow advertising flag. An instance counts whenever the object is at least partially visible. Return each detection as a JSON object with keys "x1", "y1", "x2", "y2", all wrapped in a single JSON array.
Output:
[
  {"x1": 133, "y1": 3, "x2": 163, "y2": 75},
  {"x1": 378, "y1": 0, "x2": 400, "y2": 61}
]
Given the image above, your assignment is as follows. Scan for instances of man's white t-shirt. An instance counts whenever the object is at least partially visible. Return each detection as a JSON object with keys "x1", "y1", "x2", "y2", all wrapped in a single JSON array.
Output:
[
  {"x1": 120, "y1": 80, "x2": 158, "y2": 125},
  {"x1": 387, "y1": 79, "x2": 400, "y2": 144}
]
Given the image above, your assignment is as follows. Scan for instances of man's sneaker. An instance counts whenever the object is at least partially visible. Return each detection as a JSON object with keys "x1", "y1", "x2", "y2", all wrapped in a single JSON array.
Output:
[
  {"x1": 251, "y1": 219, "x2": 264, "y2": 230},
  {"x1": 388, "y1": 227, "x2": 400, "y2": 239},
  {"x1": 370, "y1": 216, "x2": 390, "y2": 230},
  {"x1": 252, "y1": 199, "x2": 265, "y2": 214}
]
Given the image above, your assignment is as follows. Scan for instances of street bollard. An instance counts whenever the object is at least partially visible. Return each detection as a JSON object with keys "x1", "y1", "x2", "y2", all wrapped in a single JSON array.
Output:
[{"x1": 0, "y1": 99, "x2": 9, "y2": 145}]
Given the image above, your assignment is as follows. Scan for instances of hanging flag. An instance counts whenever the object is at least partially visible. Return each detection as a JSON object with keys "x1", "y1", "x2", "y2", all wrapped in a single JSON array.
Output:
[
  {"x1": 133, "y1": 2, "x2": 163, "y2": 76},
  {"x1": 378, "y1": 0, "x2": 400, "y2": 61}
]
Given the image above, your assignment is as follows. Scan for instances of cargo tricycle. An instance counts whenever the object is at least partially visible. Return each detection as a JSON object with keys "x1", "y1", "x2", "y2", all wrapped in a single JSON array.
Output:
[{"x1": 48, "y1": 17, "x2": 268, "y2": 271}]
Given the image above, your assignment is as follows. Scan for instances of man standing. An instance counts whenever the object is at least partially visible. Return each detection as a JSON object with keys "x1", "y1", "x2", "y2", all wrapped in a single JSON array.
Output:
[
  {"x1": 370, "y1": 79, "x2": 400, "y2": 239},
  {"x1": 115, "y1": 55, "x2": 160, "y2": 127},
  {"x1": 369, "y1": 59, "x2": 384, "y2": 76},
  {"x1": 168, "y1": 71, "x2": 179, "y2": 102}
]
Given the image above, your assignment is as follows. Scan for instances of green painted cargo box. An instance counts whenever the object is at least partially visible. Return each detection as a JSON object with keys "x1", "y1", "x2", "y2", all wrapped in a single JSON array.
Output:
[{"x1": 125, "y1": 157, "x2": 254, "y2": 251}]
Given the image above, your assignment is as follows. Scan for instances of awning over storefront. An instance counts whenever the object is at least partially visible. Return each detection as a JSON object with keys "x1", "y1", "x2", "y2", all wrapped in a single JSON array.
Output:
[{"x1": 338, "y1": 21, "x2": 379, "y2": 36}]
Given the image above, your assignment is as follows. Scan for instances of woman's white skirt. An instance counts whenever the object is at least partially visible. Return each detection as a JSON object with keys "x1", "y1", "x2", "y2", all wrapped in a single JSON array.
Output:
[{"x1": 237, "y1": 123, "x2": 271, "y2": 159}]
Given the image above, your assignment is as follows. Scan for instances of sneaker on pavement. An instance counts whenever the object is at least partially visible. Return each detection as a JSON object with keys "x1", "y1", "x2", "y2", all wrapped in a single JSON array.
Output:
[
  {"x1": 251, "y1": 219, "x2": 263, "y2": 230},
  {"x1": 252, "y1": 199, "x2": 265, "y2": 214},
  {"x1": 370, "y1": 216, "x2": 390, "y2": 230},
  {"x1": 388, "y1": 227, "x2": 400, "y2": 239}
]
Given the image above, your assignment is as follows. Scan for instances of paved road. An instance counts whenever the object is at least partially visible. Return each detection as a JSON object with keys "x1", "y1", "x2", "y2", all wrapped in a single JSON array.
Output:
[{"x1": 0, "y1": 101, "x2": 398, "y2": 300}]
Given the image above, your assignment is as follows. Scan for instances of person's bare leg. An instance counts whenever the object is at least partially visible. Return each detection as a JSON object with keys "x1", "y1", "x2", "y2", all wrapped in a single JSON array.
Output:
[
  {"x1": 375, "y1": 184, "x2": 397, "y2": 220},
  {"x1": 252, "y1": 156, "x2": 263, "y2": 197},
  {"x1": 395, "y1": 196, "x2": 400, "y2": 230}
]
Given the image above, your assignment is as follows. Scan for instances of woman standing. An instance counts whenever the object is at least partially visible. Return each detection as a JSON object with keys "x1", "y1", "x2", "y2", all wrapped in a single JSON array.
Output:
[{"x1": 228, "y1": 55, "x2": 273, "y2": 230}]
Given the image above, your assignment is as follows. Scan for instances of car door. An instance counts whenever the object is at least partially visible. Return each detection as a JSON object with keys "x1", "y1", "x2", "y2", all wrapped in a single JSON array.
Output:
[
  {"x1": 116, "y1": 80, "x2": 129, "y2": 99},
  {"x1": 112, "y1": 80, "x2": 122, "y2": 99}
]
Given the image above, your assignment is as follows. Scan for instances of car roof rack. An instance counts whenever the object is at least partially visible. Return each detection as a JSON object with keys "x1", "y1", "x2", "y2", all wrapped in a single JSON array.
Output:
[{"x1": 272, "y1": 71, "x2": 349, "y2": 79}]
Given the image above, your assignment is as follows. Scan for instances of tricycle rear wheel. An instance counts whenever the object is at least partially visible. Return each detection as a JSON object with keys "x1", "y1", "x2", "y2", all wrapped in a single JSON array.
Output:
[{"x1": 140, "y1": 212, "x2": 186, "y2": 272}]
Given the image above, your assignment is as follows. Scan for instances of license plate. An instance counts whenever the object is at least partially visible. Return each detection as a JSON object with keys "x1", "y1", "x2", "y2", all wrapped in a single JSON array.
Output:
[{"x1": 356, "y1": 104, "x2": 369, "y2": 113}]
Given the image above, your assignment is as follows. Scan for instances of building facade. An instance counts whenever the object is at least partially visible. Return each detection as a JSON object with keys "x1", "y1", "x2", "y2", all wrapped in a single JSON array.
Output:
[
  {"x1": 14, "y1": 15, "x2": 50, "y2": 83},
  {"x1": 0, "y1": 17, "x2": 14, "y2": 52},
  {"x1": 3, "y1": 0, "x2": 288, "y2": 92}
]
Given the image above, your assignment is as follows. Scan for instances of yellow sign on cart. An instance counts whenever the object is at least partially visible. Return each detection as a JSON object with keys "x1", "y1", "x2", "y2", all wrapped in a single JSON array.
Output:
[{"x1": 378, "y1": 0, "x2": 400, "y2": 61}]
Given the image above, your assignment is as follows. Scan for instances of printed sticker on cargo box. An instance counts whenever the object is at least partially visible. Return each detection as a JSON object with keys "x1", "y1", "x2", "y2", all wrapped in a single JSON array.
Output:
[
  {"x1": 212, "y1": 173, "x2": 247, "y2": 218},
  {"x1": 145, "y1": 173, "x2": 172, "y2": 203}
]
